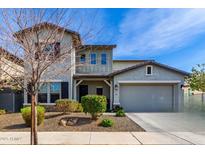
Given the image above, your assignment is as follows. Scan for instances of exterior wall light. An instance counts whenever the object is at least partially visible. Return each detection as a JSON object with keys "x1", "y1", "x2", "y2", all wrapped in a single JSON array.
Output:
[{"x1": 114, "y1": 84, "x2": 118, "y2": 90}]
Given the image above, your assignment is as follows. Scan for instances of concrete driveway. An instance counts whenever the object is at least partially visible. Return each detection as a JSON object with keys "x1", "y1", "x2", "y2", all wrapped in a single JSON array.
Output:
[
  {"x1": 127, "y1": 112, "x2": 205, "y2": 132},
  {"x1": 127, "y1": 112, "x2": 205, "y2": 144}
]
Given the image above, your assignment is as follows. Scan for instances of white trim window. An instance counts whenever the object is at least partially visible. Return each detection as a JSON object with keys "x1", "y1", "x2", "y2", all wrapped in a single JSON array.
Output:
[
  {"x1": 90, "y1": 53, "x2": 97, "y2": 64},
  {"x1": 42, "y1": 42, "x2": 60, "y2": 54},
  {"x1": 50, "y1": 82, "x2": 61, "y2": 103},
  {"x1": 146, "y1": 65, "x2": 153, "y2": 75},
  {"x1": 80, "y1": 54, "x2": 86, "y2": 63},
  {"x1": 101, "y1": 53, "x2": 107, "y2": 65},
  {"x1": 37, "y1": 82, "x2": 61, "y2": 104},
  {"x1": 35, "y1": 42, "x2": 60, "y2": 59},
  {"x1": 38, "y1": 83, "x2": 48, "y2": 103}
]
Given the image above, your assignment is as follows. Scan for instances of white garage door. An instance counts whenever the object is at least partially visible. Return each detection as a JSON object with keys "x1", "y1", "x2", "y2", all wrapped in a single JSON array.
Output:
[{"x1": 120, "y1": 84, "x2": 173, "y2": 112}]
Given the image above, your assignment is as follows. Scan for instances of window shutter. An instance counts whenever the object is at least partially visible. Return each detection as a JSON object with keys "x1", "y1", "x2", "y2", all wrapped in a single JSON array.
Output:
[
  {"x1": 54, "y1": 42, "x2": 60, "y2": 56},
  {"x1": 61, "y1": 82, "x2": 69, "y2": 99},
  {"x1": 27, "y1": 83, "x2": 31, "y2": 103}
]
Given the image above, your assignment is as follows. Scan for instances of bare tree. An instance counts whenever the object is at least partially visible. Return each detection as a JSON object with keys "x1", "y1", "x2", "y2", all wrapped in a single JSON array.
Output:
[{"x1": 0, "y1": 8, "x2": 104, "y2": 145}]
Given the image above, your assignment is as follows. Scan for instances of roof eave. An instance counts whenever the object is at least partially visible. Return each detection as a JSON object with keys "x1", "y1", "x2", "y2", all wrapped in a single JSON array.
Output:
[
  {"x1": 13, "y1": 22, "x2": 82, "y2": 45},
  {"x1": 109, "y1": 61, "x2": 190, "y2": 77},
  {"x1": 73, "y1": 74, "x2": 111, "y2": 79},
  {"x1": 0, "y1": 47, "x2": 24, "y2": 67}
]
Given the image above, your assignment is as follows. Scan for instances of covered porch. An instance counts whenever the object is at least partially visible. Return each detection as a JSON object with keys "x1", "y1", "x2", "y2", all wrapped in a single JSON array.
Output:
[{"x1": 73, "y1": 74, "x2": 113, "y2": 110}]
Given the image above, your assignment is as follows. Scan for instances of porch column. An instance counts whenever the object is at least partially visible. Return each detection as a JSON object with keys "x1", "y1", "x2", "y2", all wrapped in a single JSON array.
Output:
[
  {"x1": 73, "y1": 80, "x2": 76, "y2": 100},
  {"x1": 74, "y1": 80, "x2": 83, "y2": 100},
  {"x1": 110, "y1": 80, "x2": 113, "y2": 110},
  {"x1": 104, "y1": 80, "x2": 112, "y2": 110}
]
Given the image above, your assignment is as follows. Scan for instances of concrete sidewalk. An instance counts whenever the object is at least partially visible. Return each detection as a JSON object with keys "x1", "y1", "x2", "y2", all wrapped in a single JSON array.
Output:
[{"x1": 1, "y1": 131, "x2": 204, "y2": 145}]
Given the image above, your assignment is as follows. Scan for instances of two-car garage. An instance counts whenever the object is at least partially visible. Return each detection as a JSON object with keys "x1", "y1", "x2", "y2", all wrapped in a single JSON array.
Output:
[
  {"x1": 119, "y1": 83, "x2": 174, "y2": 112},
  {"x1": 112, "y1": 61, "x2": 188, "y2": 112}
]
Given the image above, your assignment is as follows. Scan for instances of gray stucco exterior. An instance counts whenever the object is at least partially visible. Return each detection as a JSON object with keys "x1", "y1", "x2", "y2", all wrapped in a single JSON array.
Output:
[
  {"x1": 113, "y1": 64, "x2": 185, "y2": 112},
  {"x1": 15, "y1": 23, "x2": 188, "y2": 113},
  {"x1": 23, "y1": 28, "x2": 75, "y2": 104},
  {"x1": 76, "y1": 49, "x2": 113, "y2": 74}
]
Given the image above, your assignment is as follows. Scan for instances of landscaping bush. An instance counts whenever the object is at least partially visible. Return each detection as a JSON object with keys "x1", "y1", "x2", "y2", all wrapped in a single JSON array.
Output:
[
  {"x1": 116, "y1": 109, "x2": 125, "y2": 117},
  {"x1": 100, "y1": 119, "x2": 114, "y2": 127},
  {"x1": 113, "y1": 105, "x2": 123, "y2": 112},
  {"x1": 21, "y1": 106, "x2": 45, "y2": 126},
  {"x1": 0, "y1": 109, "x2": 6, "y2": 115},
  {"x1": 76, "y1": 103, "x2": 83, "y2": 112},
  {"x1": 55, "y1": 99, "x2": 82, "y2": 113},
  {"x1": 81, "y1": 95, "x2": 107, "y2": 120}
]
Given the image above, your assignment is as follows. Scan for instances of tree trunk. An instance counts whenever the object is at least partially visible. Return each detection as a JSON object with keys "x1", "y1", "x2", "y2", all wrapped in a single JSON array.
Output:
[{"x1": 31, "y1": 93, "x2": 38, "y2": 145}]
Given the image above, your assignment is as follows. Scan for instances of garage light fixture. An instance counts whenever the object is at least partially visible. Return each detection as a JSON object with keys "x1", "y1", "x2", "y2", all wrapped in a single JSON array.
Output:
[{"x1": 114, "y1": 84, "x2": 118, "y2": 90}]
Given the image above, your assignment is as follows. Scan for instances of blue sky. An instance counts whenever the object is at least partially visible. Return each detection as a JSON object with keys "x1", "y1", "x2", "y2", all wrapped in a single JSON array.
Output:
[
  {"x1": 1, "y1": 8, "x2": 204, "y2": 72},
  {"x1": 74, "y1": 8, "x2": 205, "y2": 72}
]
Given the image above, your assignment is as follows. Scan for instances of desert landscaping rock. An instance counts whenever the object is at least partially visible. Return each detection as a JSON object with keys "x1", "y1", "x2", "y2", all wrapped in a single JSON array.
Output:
[
  {"x1": 0, "y1": 112, "x2": 145, "y2": 132},
  {"x1": 59, "y1": 119, "x2": 67, "y2": 126},
  {"x1": 59, "y1": 117, "x2": 79, "y2": 126},
  {"x1": 67, "y1": 117, "x2": 78, "y2": 126}
]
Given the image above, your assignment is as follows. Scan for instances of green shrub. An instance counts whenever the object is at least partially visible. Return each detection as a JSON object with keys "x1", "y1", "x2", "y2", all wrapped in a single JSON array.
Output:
[
  {"x1": 76, "y1": 103, "x2": 83, "y2": 112},
  {"x1": 0, "y1": 109, "x2": 6, "y2": 115},
  {"x1": 116, "y1": 109, "x2": 125, "y2": 117},
  {"x1": 100, "y1": 119, "x2": 114, "y2": 127},
  {"x1": 81, "y1": 95, "x2": 107, "y2": 120},
  {"x1": 21, "y1": 106, "x2": 45, "y2": 126},
  {"x1": 55, "y1": 99, "x2": 82, "y2": 113},
  {"x1": 113, "y1": 105, "x2": 123, "y2": 112}
]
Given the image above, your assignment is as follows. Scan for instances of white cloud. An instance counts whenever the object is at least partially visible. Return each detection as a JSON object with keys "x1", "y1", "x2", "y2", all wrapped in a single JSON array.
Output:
[{"x1": 115, "y1": 9, "x2": 205, "y2": 57}]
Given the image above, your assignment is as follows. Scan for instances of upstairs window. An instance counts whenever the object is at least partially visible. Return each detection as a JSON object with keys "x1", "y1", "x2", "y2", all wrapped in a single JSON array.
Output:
[
  {"x1": 43, "y1": 42, "x2": 60, "y2": 56},
  {"x1": 80, "y1": 54, "x2": 86, "y2": 63},
  {"x1": 101, "y1": 53, "x2": 107, "y2": 65},
  {"x1": 35, "y1": 42, "x2": 60, "y2": 59},
  {"x1": 90, "y1": 53, "x2": 96, "y2": 64},
  {"x1": 146, "y1": 65, "x2": 153, "y2": 75}
]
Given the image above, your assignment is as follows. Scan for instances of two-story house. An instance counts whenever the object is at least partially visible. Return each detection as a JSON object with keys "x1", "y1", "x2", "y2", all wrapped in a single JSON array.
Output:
[
  {"x1": 13, "y1": 22, "x2": 189, "y2": 112},
  {"x1": 0, "y1": 47, "x2": 24, "y2": 112}
]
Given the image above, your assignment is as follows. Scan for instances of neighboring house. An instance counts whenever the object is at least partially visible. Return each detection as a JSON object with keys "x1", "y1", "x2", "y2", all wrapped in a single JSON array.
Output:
[
  {"x1": 0, "y1": 47, "x2": 24, "y2": 80},
  {"x1": 183, "y1": 83, "x2": 203, "y2": 96},
  {"x1": 0, "y1": 48, "x2": 24, "y2": 112},
  {"x1": 13, "y1": 22, "x2": 189, "y2": 112}
]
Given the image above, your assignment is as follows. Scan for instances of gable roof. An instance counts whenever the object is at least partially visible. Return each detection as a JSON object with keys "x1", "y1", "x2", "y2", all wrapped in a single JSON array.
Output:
[
  {"x1": 0, "y1": 47, "x2": 24, "y2": 67},
  {"x1": 13, "y1": 22, "x2": 82, "y2": 46},
  {"x1": 109, "y1": 61, "x2": 190, "y2": 77}
]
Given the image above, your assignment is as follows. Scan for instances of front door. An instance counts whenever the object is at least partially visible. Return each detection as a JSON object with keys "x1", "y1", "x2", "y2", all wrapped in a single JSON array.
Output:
[
  {"x1": 79, "y1": 85, "x2": 88, "y2": 102},
  {"x1": 96, "y1": 87, "x2": 103, "y2": 95}
]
